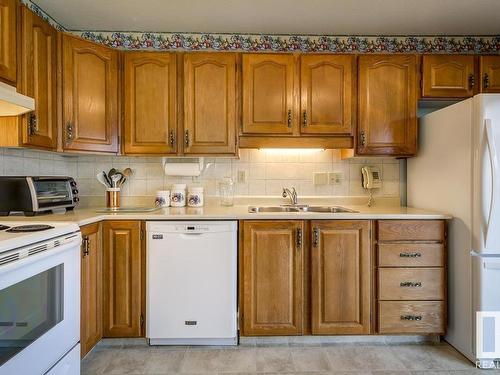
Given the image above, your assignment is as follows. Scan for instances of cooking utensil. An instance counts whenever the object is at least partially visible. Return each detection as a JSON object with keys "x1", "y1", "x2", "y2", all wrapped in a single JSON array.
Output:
[
  {"x1": 111, "y1": 174, "x2": 122, "y2": 188},
  {"x1": 122, "y1": 167, "x2": 133, "y2": 178},
  {"x1": 102, "y1": 171, "x2": 112, "y2": 187},
  {"x1": 96, "y1": 172, "x2": 110, "y2": 188},
  {"x1": 108, "y1": 168, "x2": 117, "y2": 180}
]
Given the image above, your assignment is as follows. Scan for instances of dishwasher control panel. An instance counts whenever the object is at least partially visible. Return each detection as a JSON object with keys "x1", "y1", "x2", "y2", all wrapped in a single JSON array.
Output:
[{"x1": 147, "y1": 221, "x2": 237, "y2": 234}]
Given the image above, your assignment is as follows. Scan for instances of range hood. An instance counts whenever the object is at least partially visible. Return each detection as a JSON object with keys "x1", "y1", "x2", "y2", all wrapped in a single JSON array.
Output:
[{"x1": 0, "y1": 82, "x2": 35, "y2": 116}]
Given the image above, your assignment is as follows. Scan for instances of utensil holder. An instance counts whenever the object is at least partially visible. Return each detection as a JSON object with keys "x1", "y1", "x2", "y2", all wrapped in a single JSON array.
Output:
[{"x1": 106, "y1": 188, "x2": 120, "y2": 209}]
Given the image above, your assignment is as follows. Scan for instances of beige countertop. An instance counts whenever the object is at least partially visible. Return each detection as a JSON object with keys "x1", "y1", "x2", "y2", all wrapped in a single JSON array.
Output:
[{"x1": 0, "y1": 197, "x2": 451, "y2": 226}]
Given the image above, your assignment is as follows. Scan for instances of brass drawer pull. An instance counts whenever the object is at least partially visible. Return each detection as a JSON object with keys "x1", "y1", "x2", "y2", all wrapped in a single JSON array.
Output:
[
  {"x1": 82, "y1": 235, "x2": 90, "y2": 257},
  {"x1": 296, "y1": 228, "x2": 302, "y2": 248},
  {"x1": 287, "y1": 110, "x2": 292, "y2": 128},
  {"x1": 399, "y1": 252, "x2": 422, "y2": 258},
  {"x1": 66, "y1": 122, "x2": 74, "y2": 143},
  {"x1": 469, "y1": 73, "x2": 475, "y2": 90},
  {"x1": 484, "y1": 73, "x2": 490, "y2": 89},
  {"x1": 312, "y1": 228, "x2": 319, "y2": 247},
  {"x1": 400, "y1": 281, "x2": 422, "y2": 288},
  {"x1": 400, "y1": 315, "x2": 422, "y2": 321},
  {"x1": 169, "y1": 130, "x2": 175, "y2": 147}
]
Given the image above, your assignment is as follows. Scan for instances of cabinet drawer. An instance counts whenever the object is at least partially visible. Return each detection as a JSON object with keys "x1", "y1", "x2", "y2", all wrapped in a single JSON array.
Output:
[
  {"x1": 378, "y1": 220, "x2": 444, "y2": 242},
  {"x1": 378, "y1": 301, "x2": 445, "y2": 334},
  {"x1": 378, "y1": 244, "x2": 445, "y2": 267},
  {"x1": 378, "y1": 268, "x2": 445, "y2": 300}
]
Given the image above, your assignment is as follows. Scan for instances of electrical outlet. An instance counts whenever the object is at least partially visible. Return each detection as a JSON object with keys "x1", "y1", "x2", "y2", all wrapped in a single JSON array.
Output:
[
  {"x1": 237, "y1": 170, "x2": 246, "y2": 183},
  {"x1": 328, "y1": 172, "x2": 343, "y2": 185},
  {"x1": 313, "y1": 172, "x2": 328, "y2": 185}
]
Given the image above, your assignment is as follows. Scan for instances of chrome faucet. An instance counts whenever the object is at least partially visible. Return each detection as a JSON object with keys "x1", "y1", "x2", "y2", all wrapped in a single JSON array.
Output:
[{"x1": 282, "y1": 187, "x2": 298, "y2": 206}]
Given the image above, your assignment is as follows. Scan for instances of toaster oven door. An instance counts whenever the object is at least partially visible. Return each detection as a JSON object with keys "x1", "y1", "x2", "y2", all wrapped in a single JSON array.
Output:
[{"x1": 31, "y1": 179, "x2": 74, "y2": 209}]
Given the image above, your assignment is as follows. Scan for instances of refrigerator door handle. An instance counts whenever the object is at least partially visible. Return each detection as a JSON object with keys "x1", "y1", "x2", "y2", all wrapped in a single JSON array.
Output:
[
  {"x1": 484, "y1": 260, "x2": 500, "y2": 270},
  {"x1": 485, "y1": 119, "x2": 500, "y2": 249}
]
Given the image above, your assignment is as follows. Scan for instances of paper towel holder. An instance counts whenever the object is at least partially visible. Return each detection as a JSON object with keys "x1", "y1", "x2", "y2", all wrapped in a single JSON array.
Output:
[{"x1": 162, "y1": 157, "x2": 205, "y2": 177}]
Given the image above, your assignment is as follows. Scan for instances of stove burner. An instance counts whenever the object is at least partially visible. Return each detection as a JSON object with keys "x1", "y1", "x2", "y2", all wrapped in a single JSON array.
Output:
[
  {"x1": 0, "y1": 224, "x2": 10, "y2": 231},
  {"x1": 6, "y1": 224, "x2": 55, "y2": 233}
]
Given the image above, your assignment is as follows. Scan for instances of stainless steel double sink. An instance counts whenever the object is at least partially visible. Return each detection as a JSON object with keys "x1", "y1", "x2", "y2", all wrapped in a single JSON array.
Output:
[{"x1": 248, "y1": 205, "x2": 358, "y2": 213}]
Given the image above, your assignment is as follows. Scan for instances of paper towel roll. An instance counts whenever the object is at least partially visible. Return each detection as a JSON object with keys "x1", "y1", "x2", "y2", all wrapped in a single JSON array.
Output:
[{"x1": 163, "y1": 157, "x2": 204, "y2": 176}]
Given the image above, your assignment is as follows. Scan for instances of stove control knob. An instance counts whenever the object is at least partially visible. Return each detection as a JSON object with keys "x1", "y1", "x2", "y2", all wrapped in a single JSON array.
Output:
[
  {"x1": 70, "y1": 180, "x2": 77, "y2": 187},
  {"x1": 72, "y1": 189, "x2": 78, "y2": 195},
  {"x1": 73, "y1": 197, "x2": 80, "y2": 203}
]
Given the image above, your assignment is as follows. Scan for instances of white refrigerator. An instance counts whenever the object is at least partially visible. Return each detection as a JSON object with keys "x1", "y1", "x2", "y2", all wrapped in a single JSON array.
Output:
[{"x1": 408, "y1": 94, "x2": 500, "y2": 365}]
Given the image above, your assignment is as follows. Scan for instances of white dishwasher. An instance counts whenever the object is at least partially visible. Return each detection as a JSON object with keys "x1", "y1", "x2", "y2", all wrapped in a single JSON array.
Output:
[{"x1": 146, "y1": 221, "x2": 237, "y2": 345}]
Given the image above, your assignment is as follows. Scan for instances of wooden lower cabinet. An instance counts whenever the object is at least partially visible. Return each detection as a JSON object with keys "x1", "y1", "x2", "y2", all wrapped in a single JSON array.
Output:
[
  {"x1": 240, "y1": 220, "x2": 304, "y2": 335},
  {"x1": 376, "y1": 219, "x2": 446, "y2": 334},
  {"x1": 310, "y1": 220, "x2": 371, "y2": 334},
  {"x1": 102, "y1": 221, "x2": 143, "y2": 337},
  {"x1": 80, "y1": 222, "x2": 102, "y2": 357}
]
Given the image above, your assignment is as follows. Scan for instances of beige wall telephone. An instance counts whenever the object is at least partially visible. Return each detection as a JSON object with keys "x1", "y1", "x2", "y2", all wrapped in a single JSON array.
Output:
[{"x1": 361, "y1": 166, "x2": 382, "y2": 189}]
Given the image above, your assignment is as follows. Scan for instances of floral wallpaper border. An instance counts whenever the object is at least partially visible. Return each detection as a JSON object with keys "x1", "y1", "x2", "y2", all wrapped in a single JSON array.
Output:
[
  {"x1": 22, "y1": 0, "x2": 500, "y2": 54},
  {"x1": 77, "y1": 32, "x2": 500, "y2": 54}
]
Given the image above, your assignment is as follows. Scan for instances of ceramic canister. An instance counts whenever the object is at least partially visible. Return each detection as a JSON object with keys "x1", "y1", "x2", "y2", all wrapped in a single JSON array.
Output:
[
  {"x1": 187, "y1": 186, "x2": 204, "y2": 207},
  {"x1": 155, "y1": 190, "x2": 170, "y2": 207},
  {"x1": 170, "y1": 184, "x2": 187, "y2": 207}
]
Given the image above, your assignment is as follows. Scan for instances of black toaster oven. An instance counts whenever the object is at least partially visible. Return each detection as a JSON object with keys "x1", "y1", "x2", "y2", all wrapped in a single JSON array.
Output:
[{"x1": 0, "y1": 176, "x2": 79, "y2": 216}]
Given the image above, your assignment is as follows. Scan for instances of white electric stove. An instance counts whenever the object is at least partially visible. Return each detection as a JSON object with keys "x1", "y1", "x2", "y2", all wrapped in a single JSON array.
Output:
[{"x1": 0, "y1": 221, "x2": 81, "y2": 375}]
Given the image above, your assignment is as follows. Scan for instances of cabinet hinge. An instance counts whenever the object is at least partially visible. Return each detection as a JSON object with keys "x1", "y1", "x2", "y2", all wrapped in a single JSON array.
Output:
[
  {"x1": 140, "y1": 313, "x2": 144, "y2": 327},
  {"x1": 140, "y1": 230, "x2": 144, "y2": 241}
]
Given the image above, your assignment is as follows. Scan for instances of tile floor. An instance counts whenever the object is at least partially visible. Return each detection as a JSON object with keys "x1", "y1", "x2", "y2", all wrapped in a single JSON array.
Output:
[{"x1": 81, "y1": 340, "x2": 500, "y2": 375}]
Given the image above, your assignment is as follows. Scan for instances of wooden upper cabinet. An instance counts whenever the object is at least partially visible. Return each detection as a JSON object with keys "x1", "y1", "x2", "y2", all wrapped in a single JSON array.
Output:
[
  {"x1": 480, "y1": 56, "x2": 500, "y2": 93},
  {"x1": 422, "y1": 55, "x2": 475, "y2": 98},
  {"x1": 80, "y1": 223, "x2": 102, "y2": 358},
  {"x1": 311, "y1": 220, "x2": 371, "y2": 334},
  {"x1": 241, "y1": 220, "x2": 304, "y2": 335},
  {"x1": 102, "y1": 221, "x2": 142, "y2": 337},
  {"x1": 184, "y1": 53, "x2": 237, "y2": 155},
  {"x1": 62, "y1": 35, "x2": 119, "y2": 153},
  {"x1": 242, "y1": 54, "x2": 295, "y2": 134},
  {"x1": 19, "y1": 7, "x2": 57, "y2": 149},
  {"x1": 0, "y1": 0, "x2": 16, "y2": 83},
  {"x1": 123, "y1": 52, "x2": 177, "y2": 154},
  {"x1": 300, "y1": 55, "x2": 354, "y2": 135},
  {"x1": 358, "y1": 54, "x2": 418, "y2": 156}
]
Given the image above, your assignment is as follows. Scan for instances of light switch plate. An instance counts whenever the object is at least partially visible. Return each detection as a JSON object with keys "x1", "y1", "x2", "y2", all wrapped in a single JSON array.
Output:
[
  {"x1": 328, "y1": 172, "x2": 343, "y2": 185},
  {"x1": 313, "y1": 172, "x2": 328, "y2": 185}
]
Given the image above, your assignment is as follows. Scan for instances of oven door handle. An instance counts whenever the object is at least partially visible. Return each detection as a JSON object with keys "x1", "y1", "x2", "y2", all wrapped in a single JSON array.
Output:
[{"x1": 0, "y1": 234, "x2": 82, "y2": 274}]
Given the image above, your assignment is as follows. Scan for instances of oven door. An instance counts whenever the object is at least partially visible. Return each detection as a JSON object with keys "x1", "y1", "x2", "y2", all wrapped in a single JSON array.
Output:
[{"x1": 0, "y1": 236, "x2": 80, "y2": 375}]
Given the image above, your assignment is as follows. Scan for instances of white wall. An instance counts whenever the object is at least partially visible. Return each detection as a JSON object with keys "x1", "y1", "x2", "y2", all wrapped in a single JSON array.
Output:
[{"x1": 0, "y1": 148, "x2": 401, "y2": 199}]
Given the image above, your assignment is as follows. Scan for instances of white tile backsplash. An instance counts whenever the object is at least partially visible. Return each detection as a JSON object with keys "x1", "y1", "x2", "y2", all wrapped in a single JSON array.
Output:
[{"x1": 0, "y1": 148, "x2": 403, "y2": 199}]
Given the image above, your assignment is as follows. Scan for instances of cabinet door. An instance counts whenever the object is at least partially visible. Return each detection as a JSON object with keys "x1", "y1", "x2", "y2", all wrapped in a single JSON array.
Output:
[
  {"x1": 242, "y1": 54, "x2": 295, "y2": 134},
  {"x1": 422, "y1": 55, "x2": 475, "y2": 98},
  {"x1": 124, "y1": 52, "x2": 177, "y2": 154},
  {"x1": 184, "y1": 53, "x2": 237, "y2": 155},
  {"x1": 358, "y1": 54, "x2": 418, "y2": 156},
  {"x1": 0, "y1": 0, "x2": 16, "y2": 83},
  {"x1": 20, "y1": 7, "x2": 57, "y2": 149},
  {"x1": 80, "y1": 223, "x2": 102, "y2": 357},
  {"x1": 62, "y1": 35, "x2": 118, "y2": 153},
  {"x1": 241, "y1": 220, "x2": 303, "y2": 335},
  {"x1": 102, "y1": 221, "x2": 142, "y2": 337},
  {"x1": 300, "y1": 55, "x2": 354, "y2": 135},
  {"x1": 311, "y1": 220, "x2": 371, "y2": 334},
  {"x1": 480, "y1": 56, "x2": 500, "y2": 93}
]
